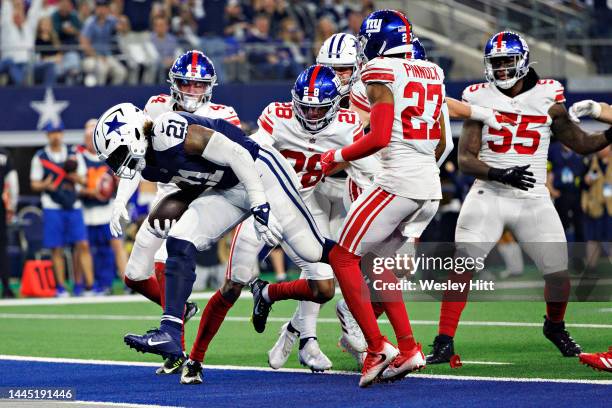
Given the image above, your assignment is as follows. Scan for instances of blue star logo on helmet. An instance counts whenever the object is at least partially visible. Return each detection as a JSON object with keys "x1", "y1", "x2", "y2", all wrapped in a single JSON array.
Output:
[{"x1": 105, "y1": 115, "x2": 126, "y2": 137}]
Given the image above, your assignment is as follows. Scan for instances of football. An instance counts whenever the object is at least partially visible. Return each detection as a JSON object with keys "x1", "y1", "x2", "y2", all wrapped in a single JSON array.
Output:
[
  {"x1": 96, "y1": 173, "x2": 116, "y2": 201},
  {"x1": 147, "y1": 190, "x2": 200, "y2": 229}
]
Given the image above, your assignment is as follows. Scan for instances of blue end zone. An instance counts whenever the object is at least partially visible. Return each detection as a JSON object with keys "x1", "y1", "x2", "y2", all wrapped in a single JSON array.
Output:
[{"x1": 0, "y1": 360, "x2": 609, "y2": 408}]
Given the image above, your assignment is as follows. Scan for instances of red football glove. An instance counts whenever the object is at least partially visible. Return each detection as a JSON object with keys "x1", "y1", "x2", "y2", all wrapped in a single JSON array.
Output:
[{"x1": 321, "y1": 149, "x2": 339, "y2": 176}]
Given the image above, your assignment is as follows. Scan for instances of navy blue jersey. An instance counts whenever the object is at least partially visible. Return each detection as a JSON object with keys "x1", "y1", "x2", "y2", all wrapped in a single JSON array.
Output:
[{"x1": 141, "y1": 111, "x2": 260, "y2": 193}]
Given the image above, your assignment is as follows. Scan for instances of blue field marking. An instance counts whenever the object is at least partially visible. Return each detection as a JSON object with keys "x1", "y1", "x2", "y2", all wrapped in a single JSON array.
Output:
[{"x1": 0, "y1": 359, "x2": 609, "y2": 408}]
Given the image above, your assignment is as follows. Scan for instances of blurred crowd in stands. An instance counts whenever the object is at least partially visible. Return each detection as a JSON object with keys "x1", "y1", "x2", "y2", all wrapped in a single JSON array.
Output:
[{"x1": 0, "y1": 0, "x2": 379, "y2": 86}]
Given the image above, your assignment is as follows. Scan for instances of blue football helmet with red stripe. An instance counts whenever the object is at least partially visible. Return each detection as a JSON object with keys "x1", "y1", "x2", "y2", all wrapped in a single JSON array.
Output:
[
  {"x1": 484, "y1": 31, "x2": 530, "y2": 89},
  {"x1": 291, "y1": 65, "x2": 342, "y2": 133},
  {"x1": 168, "y1": 50, "x2": 217, "y2": 112},
  {"x1": 411, "y1": 38, "x2": 427, "y2": 60},
  {"x1": 358, "y1": 9, "x2": 413, "y2": 62}
]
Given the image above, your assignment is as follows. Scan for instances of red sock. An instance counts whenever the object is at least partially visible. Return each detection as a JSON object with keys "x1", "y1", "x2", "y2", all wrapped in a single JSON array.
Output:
[
  {"x1": 372, "y1": 302, "x2": 385, "y2": 318},
  {"x1": 154, "y1": 262, "x2": 166, "y2": 309},
  {"x1": 267, "y1": 279, "x2": 316, "y2": 302},
  {"x1": 438, "y1": 271, "x2": 472, "y2": 337},
  {"x1": 124, "y1": 275, "x2": 161, "y2": 306},
  {"x1": 545, "y1": 276, "x2": 570, "y2": 323},
  {"x1": 369, "y1": 268, "x2": 416, "y2": 353},
  {"x1": 189, "y1": 290, "x2": 234, "y2": 362},
  {"x1": 330, "y1": 245, "x2": 383, "y2": 351}
]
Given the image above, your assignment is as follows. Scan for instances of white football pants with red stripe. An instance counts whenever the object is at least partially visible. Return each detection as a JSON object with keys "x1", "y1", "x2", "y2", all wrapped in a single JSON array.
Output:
[{"x1": 338, "y1": 185, "x2": 439, "y2": 256}]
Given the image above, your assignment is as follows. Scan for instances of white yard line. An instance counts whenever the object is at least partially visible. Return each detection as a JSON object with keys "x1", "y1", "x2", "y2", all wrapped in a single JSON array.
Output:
[
  {"x1": 0, "y1": 355, "x2": 610, "y2": 384},
  {"x1": 1, "y1": 312, "x2": 610, "y2": 329}
]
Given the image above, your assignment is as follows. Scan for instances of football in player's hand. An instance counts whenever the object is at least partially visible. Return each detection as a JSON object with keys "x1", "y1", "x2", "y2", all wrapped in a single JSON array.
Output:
[
  {"x1": 147, "y1": 190, "x2": 199, "y2": 230},
  {"x1": 96, "y1": 173, "x2": 117, "y2": 201}
]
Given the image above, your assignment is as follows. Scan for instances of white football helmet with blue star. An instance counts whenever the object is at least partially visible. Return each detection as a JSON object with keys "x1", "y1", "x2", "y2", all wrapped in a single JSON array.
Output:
[{"x1": 94, "y1": 103, "x2": 149, "y2": 179}]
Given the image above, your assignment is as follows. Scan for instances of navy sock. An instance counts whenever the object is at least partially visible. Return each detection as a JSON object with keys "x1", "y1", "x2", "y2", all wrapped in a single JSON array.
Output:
[
  {"x1": 320, "y1": 238, "x2": 336, "y2": 264},
  {"x1": 163, "y1": 237, "x2": 198, "y2": 324}
]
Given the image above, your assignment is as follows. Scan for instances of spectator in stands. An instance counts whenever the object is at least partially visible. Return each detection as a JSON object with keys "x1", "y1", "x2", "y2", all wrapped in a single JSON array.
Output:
[
  {"x1": 51, "y1": 0, "x2": 82, "y2": 84},
  {"x1": 78, "y1": 0, "x2": 94, "y2": 22},
  {"x1": 34, "y1": 17, "x2": 60, "y2": 86},
  {"x1": 80, "y1": 0, "x2": 127, "y2": 86},
  {"x1": 277, "y1": 17, "x2": 307, "y2": 79},
  {"x1": 581, "y1": 146, "x2": 612, "y2": 270},
  {"x1": 224, "y1": 0, "x2": 249, "y2": 41},
  {"x1": 151, "y1": 15, "x2": 181, "y2": 83},
  {"x1": 0, "y1": 149, "x2": 18, "y2": 298},
  {"x1": 245, "y1": 13, "x2": 284, "y2": 80},
  {"x1": 346, "y1": 9, "x2": 362, "y2": 36},
  {"x1": 30, "y1": 121, "x2": 95, "y2": 297},
  {"x1": 80, "y1": 119, "x2": 127, "y2": 295},
  {"x1": 197, "y1": 0, "x2": 228, "y2": 82},
  {"x1": 0, "y1": 0, "x2": 43, "y2": 86},
  {"x1": 115, "y1": 15, "x2": 158, "y2": 84},
  {"x1": 171, "y1": 3, "x2": 200, "y2": 49},
  {"x1": 286, "y1": 0, "x2": 316, "y2": 40},
  {"x1": 547, "y1": 141, "x2": 586, "y2": 242},
  {"x1": 120, "y1": 0, "x2": 154, "y2": 34},
  {"x1": 316, "y1": 0, "x2": 351, "y2": 32},
  {"x1": 253, "y1": 0, "x2": 290, "y2": 38},
  {"x1": 312, "y1": 16, "x2": 336, "y2": 59}
]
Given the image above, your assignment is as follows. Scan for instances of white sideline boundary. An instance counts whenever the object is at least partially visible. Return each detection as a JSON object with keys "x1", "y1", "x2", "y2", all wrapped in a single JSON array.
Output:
[
  {"x1": 0, "y1": 355, "x2": 610, "y2": 385},
  {"x1": 1, "y1": 312, "x2": 611, "y2": 329}
]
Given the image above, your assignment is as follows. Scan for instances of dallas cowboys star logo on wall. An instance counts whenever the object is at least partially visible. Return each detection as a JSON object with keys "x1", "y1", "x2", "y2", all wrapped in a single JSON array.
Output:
[{"x1": 30, "y1": 88, "x2": 69, "y2": 130}]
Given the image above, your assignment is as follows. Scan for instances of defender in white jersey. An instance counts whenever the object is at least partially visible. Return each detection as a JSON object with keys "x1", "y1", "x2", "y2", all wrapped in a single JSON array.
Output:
[
  {"x1": 320, "y1": 10, "x2": 448, "y2": 386},
  {"x1": 426, "y1": 31, "x2": 612, "y2": 365},
  {"x1": 110, "y1": 50, "x2": 240, "y2": 375}
]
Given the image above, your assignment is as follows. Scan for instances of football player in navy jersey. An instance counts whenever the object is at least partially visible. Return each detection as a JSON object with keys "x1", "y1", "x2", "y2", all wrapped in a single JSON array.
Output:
[{"x1": 94, "y1": 103, "x2": 334, "y2": 363}]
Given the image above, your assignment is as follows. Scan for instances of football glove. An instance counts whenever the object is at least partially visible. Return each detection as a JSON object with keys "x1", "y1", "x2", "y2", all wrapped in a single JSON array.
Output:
[
  {"x1": 148, "y1": 218, "x2": 176, "y2": 239},
  {"x1": 110, "y1": 201, "x2": 130, "y2": 237},
  {"x1": 569, "y1": 100, "x2": 601, "y2": 123},
  {"x1": 470, "y1": 105, "x2": 515, "y2": 130},
  {"x1": 251, "y1": 203, "x2": 282, "y2": 247},
  {"x1": 488, "y1": 165, "x2": 536, "y2": 191},
  {"x1": 321, "y1": 149, "x2": 339, "y2": 176}
]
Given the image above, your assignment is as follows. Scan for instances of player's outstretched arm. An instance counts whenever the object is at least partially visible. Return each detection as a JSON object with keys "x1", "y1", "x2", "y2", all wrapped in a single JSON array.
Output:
[
  {"x1": 446, "y1": 97, "x2": 505, "y2": 130},
  {"x1": 549, "y1": 103, "x2": 612, "y2": 155},
  {"x1": 569, "y1": 100, "x2": 612, "y2": 124}
]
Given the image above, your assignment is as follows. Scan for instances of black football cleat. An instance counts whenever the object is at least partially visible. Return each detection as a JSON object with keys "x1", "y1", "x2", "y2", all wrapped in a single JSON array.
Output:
[
  {"x1": 184, "y1": 301, "x2": 199, "y2": 323},
  {"x1": 543, "y1": 316, "x2": 582, "y2": 356},
  {"x1": 250, "y1": 278, "x2": 272, "y2": 333},
  {"x1": 180, "y1": 360, "x2": 203, "y2": 385},
  {"x1": 124, "y1": 328, "x2": 183, "y2": 360},
  {"x1": 156, "y1": 353, "x2": 187, "y2": 375},
  {"x1": 426, "y1": 335, "x2": 455, "y2": 364}
]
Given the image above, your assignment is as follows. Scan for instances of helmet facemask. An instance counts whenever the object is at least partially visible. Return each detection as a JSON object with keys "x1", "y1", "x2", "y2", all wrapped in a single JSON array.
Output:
[
  {"x1": 291, "y1": 92, "x2": 341, "y2": 134},
  {"x1": 169, "y1": 76, "x2": 215, "y2": 112},
  {"x1": 330, "y1": 65, "x2": 358, "y2": 98},
  {"x1": 485, "y1": 54, "x2": 529, "y2": 89},
  {"x1": 104, "y1": 136, "x2": 147, "y2": 179}
]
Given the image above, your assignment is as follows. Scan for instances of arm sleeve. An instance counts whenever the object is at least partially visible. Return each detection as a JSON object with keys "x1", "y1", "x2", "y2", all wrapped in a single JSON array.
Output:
[
  {"x1": 202, "y1": 131, "x2": 266, "y2": 208},
  {"x1": 114, "y1": 173, "x2": 142, "y2": 205},
  {"x1": 337, "y1": 102, "x2": 394, "y2": 162},
  {"x1": 5, "y1": 170, "x2": 19, "y2": 211},
  {"x1": 436, "y1": 102, "x2": 454, "y2": 167},
  {"x1": 26, "y1": 0, "x2": 43, "y2": 32}
]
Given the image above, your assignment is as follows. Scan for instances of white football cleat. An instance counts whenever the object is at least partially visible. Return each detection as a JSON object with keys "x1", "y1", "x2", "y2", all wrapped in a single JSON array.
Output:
[
  {"x1": 338, "y1": 336, "x2": 366, "y2": 368},
  {"x1": 336, "y1": 299, "x2": 367, "y2": 352},
  {"x1": 298, "y1": 338, "x2": 332, "y2": 372},
  {"x1": 359, "y1": 339, "x2": 399, "y2": 388},
  {"x1": 268, "y1": 322, "x2": 298, "y2": 369},
  {"x1": 380, "y1": 343, "x2": 426, "y2": 383}
]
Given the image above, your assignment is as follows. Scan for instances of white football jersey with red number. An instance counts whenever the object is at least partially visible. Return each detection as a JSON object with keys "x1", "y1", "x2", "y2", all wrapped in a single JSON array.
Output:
[
  {"x1": 462, "y1": 79, "x2": 565, "y2": 196},
  {"x1": 252, "y1": 102, "x2": 378, "y2": 197},
  {"x1": 349, "y1": 79, "x2": 370, "y2": 113},
  {"x1": 360, "y1": 57, "x2": 446, "y2": 200},
  {"x1": 144, "y1": 94, "x2": 241, "y2": 127}
]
